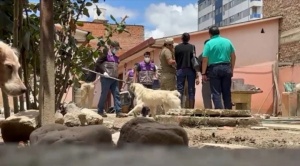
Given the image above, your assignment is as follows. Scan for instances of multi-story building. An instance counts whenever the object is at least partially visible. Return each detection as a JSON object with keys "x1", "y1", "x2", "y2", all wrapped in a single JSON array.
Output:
[{"x1": 198, "y1": 0, "x2": 263, "y2": 30}]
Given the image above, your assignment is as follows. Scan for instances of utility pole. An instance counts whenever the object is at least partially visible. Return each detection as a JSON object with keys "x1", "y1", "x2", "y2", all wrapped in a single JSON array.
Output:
[{"x1": 39, "y1": 0, "x2": 55, "y2": 125}]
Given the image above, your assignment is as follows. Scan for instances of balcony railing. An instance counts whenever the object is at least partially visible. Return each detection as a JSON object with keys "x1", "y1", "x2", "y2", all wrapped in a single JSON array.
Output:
[{"x1": 250, "y1": 13, "x2": 261, "y2": 19}]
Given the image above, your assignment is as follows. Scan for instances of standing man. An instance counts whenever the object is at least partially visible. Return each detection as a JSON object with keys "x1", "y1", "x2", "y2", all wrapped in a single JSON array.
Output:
[
  {"x1": 201, "y1": 26, "x2": 236, "y2": 109},
  {"x1": 175, "y1": 33, "x2": 200, "y2": 108},
  {"x1": 95, "y1": 41, "x2": 128, "y2": 118},
  {"x1": 159, "y1": 38, "x2": 177, "y2": 91},
  {"x1": 198, "y1": 39, "x2": 213, "y2": 109},
  {"x1": 134, "y1": 52, "x2": 156, "y2": 117}
]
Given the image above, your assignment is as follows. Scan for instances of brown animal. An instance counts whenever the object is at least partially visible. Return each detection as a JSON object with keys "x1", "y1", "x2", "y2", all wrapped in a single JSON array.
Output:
[{"x1": 0, "y1": 41, "x2": 26, "y2": 96}]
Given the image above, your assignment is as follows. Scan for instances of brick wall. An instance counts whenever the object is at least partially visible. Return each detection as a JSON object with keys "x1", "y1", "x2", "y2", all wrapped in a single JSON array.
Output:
[
  {"x1": 78, "y1": 21, "x2": 144, "y2": 55},
  {"x1": 263, "y1": 0, "x2": 300, "y2": 62}
]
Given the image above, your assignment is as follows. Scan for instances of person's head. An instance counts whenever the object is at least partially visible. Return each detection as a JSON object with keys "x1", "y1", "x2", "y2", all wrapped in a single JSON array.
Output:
[
  {"x1": 208, "y1": 26, "x2": 220, "y2": 37},
  {"x1": 181, "y1": 32, "x2": 190, "y2": 43},
  {"x1": 144, "y1": 51, "x2": 151, "y2": 63},
  {"x1": 204, "y1": 39, "x2": 210, "y2": 45},
  {"x1": 164, "y1": 38, "x2": 174, "y2": 50},
  {"x1": 109, "y1": 41, "x2": 122, "y2": 54}
]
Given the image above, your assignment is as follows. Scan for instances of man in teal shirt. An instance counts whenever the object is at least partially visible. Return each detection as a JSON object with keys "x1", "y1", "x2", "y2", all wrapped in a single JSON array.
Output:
[{"x1": 201, "y1": 26, "x2": 236, "y2": 109}]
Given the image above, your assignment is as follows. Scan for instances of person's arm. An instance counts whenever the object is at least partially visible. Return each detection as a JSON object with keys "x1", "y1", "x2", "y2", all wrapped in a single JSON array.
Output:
[
  {"x1": 164, "y1": 49, "x2": 176, "y2": 65},
  {"x1": 201, "y1": 44, "x2": 210, "y2": 75},
  {"x1": 174, "y1": 46, "x2": 178, "y2": 64},
  {"x1": 154, "y1": 65, "x2": 158, "y2": 78},
  {"x1": 230, "y1": 43, "x2": 236, "y2": 71},
  {"x1": 95, "y1": 55, "x2": 107, "y2": 74}
]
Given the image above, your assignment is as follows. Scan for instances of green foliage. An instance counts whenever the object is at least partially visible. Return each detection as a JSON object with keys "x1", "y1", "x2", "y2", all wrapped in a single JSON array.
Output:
[
  {"x1": 0, "y1": 0, "x2": 129, "y2": 110},
  {"x1": 0, "y1": 0, "x2": 14, "y2": 42}
]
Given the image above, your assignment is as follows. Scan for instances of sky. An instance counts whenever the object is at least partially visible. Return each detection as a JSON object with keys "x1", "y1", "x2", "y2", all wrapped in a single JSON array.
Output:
[{"x1": 29, "y1": 0, "x2": 198, "y2": 39}]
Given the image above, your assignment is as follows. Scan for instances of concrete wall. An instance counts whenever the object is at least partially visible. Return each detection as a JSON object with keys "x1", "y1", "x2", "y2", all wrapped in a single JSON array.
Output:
[{"x1": 114, "y1": 18, "x2": 280, "y2": 114}]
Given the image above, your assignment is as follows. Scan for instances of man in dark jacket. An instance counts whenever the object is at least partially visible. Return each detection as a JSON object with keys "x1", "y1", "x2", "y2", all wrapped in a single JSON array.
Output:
[
  {"x1": 95, "y1": 41, "x2": 128, "y2": 118},
  {"x1": 175, "y1": 33, "x2": 199, "y2": 108}
]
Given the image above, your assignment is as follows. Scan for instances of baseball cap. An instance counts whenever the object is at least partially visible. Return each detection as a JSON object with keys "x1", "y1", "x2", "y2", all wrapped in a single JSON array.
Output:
[
  {"x1": 164, "y1": 38, "x2": 174, "y2": 45},
  {"x1": 110, "y1": 41, "x2": 122, "y2": 49}
]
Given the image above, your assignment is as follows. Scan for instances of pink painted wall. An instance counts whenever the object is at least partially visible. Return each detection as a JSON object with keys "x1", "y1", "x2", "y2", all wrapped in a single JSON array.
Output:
[{"x1": 63, "y1": 19, "x2": 280, "y2": 114}]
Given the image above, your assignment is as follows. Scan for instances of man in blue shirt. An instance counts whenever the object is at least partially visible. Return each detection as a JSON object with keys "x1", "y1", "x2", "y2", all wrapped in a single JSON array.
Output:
[{"x1": 201, "y1": 26, "x2": 236, "y2": 109}]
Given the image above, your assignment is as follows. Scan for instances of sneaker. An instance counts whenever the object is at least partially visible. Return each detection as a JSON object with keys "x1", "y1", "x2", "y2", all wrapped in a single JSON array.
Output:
[
  {"x1": 116, "y1": 112, "x2": 128, "y2": 118},
  {"x1": 99, "y1": 113, "x2": 108, "y2": 117}
]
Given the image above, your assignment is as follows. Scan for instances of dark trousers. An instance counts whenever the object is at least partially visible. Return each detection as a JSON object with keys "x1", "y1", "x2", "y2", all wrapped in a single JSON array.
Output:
[
  {"x1": 207, "y1": 63, "x2": 233, "y2": 109},
  {"x1": 141, "y1": 84, "x2": 152, "y2": 117},
  {"x1": 97, "y1": 77, "x2": 121, "y2": 114},
  {"x1": 176, "y1": 68, "x2": 196, "y2": 105},
  {"x1": 202, "y1": 80, "x2": 213, "y2": 109}
]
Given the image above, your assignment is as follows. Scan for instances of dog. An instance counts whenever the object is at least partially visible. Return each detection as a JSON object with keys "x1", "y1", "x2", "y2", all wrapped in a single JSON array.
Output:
[
  {"x1": 127, "y1": 83, "x2": 181, "y2": 118},
  {"x1": 78, "y1": 80, "x2": 95, "y2": 108},
  {"x1": 0, "y1": 41, "x2": 26, "y2": 96}
]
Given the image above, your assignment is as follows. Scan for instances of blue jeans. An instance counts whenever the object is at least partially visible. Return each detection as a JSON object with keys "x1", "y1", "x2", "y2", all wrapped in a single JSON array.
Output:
[
  {"x1": 176, "y1": 68, "x2": 196, "y2": 104},
  {"x1": 97, "y1": 77, "x2": 121, "y2": 114},
  {"x1": 207, "y1": 63, "x2": 232, "y2": 109}
]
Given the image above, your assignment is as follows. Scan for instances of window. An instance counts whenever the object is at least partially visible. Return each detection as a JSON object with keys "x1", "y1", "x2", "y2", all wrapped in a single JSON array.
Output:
[
  {"x1": 207, "y1": 0, "x2": 211, "y2": 5},
  {"x1": 252, "y1": 6, "x2": 258, "y2": 14},
  {"x1": 229, "y1": 16, "x2": 234, "y2": 23},
  {"x1": 230, "y1": 1, "x2": 234, "y2": 7},
  {"x1": 199, "y1": 4, "x2": 203, "y2": 11},
  {"x1": 242, "y1": 8, "x2": 250, "y2": 17}
]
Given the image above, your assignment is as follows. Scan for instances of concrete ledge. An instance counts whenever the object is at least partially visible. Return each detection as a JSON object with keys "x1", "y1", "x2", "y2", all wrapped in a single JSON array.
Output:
[
  {"x1": 262, "y1": 124, "x2": 300, "y2": 131},
  {"x1": 200, "y1": 143, "x2": 256, "y2": 149},
  {"x1": 167, "y1": 109, "x2": 251, "y2": 117},
  {"x1": 155, "y1": 115, "x2": 261, "y2": 127}
]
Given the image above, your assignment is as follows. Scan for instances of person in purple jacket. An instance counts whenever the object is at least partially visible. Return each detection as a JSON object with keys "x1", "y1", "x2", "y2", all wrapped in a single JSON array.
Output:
[
  {"x1": 134, "y1": 52, "x2": 157, "y2": 117},
  {"x1": 121, "y1": 65, "x2": 137, "y2": 110},
  {"x1": 95, "y1": 41, "x2": 128, "y2": 118}
]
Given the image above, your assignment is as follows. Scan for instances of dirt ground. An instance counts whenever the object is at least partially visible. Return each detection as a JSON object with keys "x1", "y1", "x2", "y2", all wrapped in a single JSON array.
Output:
[
  {"x1": 106, "y1": 115, "x2": 300, "y2": 149},
  {"x1": 1, "y1": 114, "x2": 300, "y2": 149}
]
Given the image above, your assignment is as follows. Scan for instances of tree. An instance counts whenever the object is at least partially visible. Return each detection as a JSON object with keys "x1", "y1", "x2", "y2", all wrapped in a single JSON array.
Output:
[
  {"x1": 39, "y1": 0, "x2": 55, "y2": 125},
  {"x1": 0, "y1": 0, "x2": 129, "y2": 120}
]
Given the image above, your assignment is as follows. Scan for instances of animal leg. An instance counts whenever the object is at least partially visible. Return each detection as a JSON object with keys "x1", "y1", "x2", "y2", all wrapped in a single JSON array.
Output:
[
  {"x1": 149, "y1": 106, "x2": 157, "y2": 119},
  {"x1": 127, "y1": 103, "x2": 143, "y2": 117}
]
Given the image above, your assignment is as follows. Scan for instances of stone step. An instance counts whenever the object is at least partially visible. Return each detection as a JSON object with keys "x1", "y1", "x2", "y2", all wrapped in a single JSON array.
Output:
[
  {"x1": 200, "y1": 143, "x2": 257, "y2": 149},
  {"x1": 155, "y1": 115, "x2": 261, "y2": 127},
  {"x1": 167, "y1": 109, "x2": 251, "y2": 117}
]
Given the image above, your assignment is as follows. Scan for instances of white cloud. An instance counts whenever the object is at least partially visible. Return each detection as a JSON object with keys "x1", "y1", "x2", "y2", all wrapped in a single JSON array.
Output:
[
  {"x1": 144, "y1": 3, "x2": 198, "y2": 39},
  {"x1": 78, "y1": 2, "x2": 136, "y2": 22}
]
